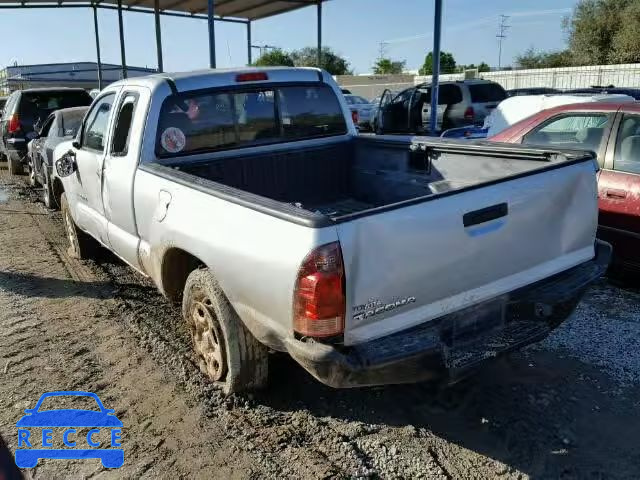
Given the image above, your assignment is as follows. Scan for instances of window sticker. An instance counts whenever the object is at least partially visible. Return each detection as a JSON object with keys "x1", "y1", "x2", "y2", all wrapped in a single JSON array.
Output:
[{"x1": 160, "y1": 127, "x2": 186, "y2": 153}]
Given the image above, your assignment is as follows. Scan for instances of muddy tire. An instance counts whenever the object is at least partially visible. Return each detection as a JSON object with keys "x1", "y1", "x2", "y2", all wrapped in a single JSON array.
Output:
[
  {"x1": 28, "y1": 161, "x2": 40, "y2": 187},
  {"x1": 182, "y1": 268, "x2": 268, "y2": 394},
  {"x1": 7, "y1": 152, "x2": 23, "y2": 176},
  {"x1": 61, "y1": 193, "x2": 97, "y2": 260},
  {"x1": 42, "y1": 168, "x2": 56, "y2": 209}
]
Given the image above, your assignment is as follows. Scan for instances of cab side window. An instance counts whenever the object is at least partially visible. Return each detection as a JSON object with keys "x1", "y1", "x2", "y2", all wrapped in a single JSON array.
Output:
[
  {"x1": 82, "y1": 93, "x2": 115, "y2": 152},
  {"x1": 522, "y1": 113, "x2": 609, "y2": 152},
  {"x1": 111, "y1": 94, "x2": 138, "y2": 156},
  {"x1": 613, "y1": 114, "x2": 640, "y2": 175}
]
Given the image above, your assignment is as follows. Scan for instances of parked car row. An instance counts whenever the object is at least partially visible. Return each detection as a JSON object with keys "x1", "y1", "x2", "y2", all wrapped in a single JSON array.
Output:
[
  {"x1": 340, "y1": 82, "x2": 640, "y2": 136},
  {"x1": 0, "y1": 88, "x2": 92, "y2": 176}
]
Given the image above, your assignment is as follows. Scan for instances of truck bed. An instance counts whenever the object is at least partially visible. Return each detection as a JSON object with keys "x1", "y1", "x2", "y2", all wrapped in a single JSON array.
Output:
[{"x1": 170, "y1": 136, "x2": 595, "y2": 223}]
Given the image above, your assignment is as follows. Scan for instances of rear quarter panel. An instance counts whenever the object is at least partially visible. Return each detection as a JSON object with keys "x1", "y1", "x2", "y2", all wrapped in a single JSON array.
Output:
[{"x1": 133, "y1": 169, "x2": 339, "y2": 348}]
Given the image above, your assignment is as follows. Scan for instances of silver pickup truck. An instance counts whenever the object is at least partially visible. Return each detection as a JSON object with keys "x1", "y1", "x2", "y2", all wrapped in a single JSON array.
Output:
[{"x1": 53, "y1": 67, "x2": 610, "y2": 393}]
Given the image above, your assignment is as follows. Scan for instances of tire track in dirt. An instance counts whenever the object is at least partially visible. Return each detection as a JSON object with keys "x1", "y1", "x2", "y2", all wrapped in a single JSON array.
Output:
[{"x1": 0, "y1": 181, "x2": 274, "y2": 479}]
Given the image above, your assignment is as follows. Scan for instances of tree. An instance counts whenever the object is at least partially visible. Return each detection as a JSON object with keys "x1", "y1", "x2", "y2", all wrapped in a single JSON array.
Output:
[
  {"x1": 610, "y1": 1, "x2": 640, "y2": 63},
  {"x1": 565, "y1": 0, "x2": 626, "y2": 65},
  {"x1": 478, "y1": 62, "x2": 491, "y2": 72},
  {"x1": 510, "y1": 0, "x2": 640, "y2": 69},
  {"x1": 290, "y1": 47, "x2": 352, "y2": 75},
  {"x1": 419, "y1": 51, "x2": 457, "y2": 75},
  {"x1": 515, "y1": 47, "x2": 573, "y2": 69},
  {"x1": 565, "y1": 0, "x2": 640, "y2": 65},
  {"x1": 372, "y1": 58, "x2": 406, "y2": 74},
  {"x1": 252, "y1": 49, "x2": 294, "y2": 67}
]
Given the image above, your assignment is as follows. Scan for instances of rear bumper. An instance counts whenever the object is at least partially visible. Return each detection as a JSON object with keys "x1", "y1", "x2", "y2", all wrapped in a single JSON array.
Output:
[{"x1": 286, "y1": 240, "x2": 611, "y2": 388}]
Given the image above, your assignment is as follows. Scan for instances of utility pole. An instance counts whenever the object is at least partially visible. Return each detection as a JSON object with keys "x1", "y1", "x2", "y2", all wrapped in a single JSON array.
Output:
[
  {"x1": 496, "y1": 14, "x2": 510, "y2": 70},
  {"x1": 378, "y1": 41, "x2": 388, "y2": 60}
]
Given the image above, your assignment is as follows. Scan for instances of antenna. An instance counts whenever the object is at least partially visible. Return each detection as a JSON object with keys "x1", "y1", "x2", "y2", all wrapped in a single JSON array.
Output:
[{"x1": 496, "y1": 14, "x2": 511, "y2": 70}]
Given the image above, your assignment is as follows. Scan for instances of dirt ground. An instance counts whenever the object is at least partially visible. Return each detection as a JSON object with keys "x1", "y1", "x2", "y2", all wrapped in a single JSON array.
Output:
[{"x1": 0, "y1": 172, "x2": 639, "y2": 479}]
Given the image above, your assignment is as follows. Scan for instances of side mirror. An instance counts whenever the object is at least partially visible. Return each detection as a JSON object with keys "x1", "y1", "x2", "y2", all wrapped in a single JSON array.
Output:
[
  {"x1": 72, "y1": 140, "x2": 81, "y2": 149},
  {"x1": 55, "y1": 151, "x2": 77, "y2": 178}
]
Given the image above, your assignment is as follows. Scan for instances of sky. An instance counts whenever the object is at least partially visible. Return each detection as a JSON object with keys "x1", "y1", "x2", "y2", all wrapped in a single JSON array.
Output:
[{"x1": 0, "y1": 0, "x2": 577, "y2": 75}]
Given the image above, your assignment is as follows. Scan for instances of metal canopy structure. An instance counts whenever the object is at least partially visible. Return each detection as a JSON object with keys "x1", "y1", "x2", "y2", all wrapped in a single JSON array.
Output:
[{"x1": 0, "y1": 0, "x2": 327, "y2": 89}]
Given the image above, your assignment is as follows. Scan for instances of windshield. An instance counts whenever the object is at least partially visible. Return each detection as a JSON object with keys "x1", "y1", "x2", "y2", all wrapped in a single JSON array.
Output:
[{"x1": 156, "y1": 84, "x2": 347, "y2": 157}]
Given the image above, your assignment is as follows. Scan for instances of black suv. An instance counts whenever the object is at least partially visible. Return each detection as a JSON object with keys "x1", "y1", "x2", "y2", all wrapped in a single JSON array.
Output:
[{"x1": 0, "y1": 88, "x2": 92, "y2": 174}]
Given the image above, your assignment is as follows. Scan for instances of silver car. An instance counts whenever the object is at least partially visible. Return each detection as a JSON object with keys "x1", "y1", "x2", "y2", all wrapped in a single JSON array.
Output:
[{"x1": 344, "y1": 94, "x2": 375, "y2": 130}]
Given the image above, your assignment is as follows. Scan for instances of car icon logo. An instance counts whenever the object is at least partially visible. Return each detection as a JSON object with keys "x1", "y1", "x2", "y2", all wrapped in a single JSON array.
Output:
[{"x1": 15, "y1": 391, "x2": 123, "y2": 469}]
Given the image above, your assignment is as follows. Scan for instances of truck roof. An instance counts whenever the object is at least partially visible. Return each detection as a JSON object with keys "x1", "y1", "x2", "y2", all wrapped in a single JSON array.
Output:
[{"x1": 108, "y1": 67, "x2": 327, "y2": 94}]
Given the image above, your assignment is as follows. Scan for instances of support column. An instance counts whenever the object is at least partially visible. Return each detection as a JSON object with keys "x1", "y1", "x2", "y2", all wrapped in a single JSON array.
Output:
[
  {"x1": 92, "y1": 6, "x2": 103, "y2": 90},
  {"x1": 154, "y1": 0, "x2": 163, "y2": 72},
  {"x1": 247, "y1": 21, "x2": 252, "y2": 65},
  {"x1": 207, "y1": 0, "x2": 216, "y2": 68},
  {"x1": 316, "y1": 0, "x2": 322, "y2": 67},
  {"x1": 117, "y1": 0, "x2": 128, "y2": 79},
  {"x1": 429, "y1": 0, "x2": 442, "y2": 134}
]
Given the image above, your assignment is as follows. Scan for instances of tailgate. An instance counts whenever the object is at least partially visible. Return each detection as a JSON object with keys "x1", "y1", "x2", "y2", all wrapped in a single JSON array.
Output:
[{"x1": 337, "y1": 159, "x2": 598, "y2": 345}]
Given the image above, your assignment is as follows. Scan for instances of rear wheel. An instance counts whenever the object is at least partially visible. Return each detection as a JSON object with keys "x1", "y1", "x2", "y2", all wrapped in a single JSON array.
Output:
[
  {"x1": 182, "y1": 268, "x2": 268, "y2": 394},
  {"x1": 28, "y1": 158, "x2": 40, "y2": 187},
  {"x1": 7, "y1": 151, "x2": 23, "y2": 176},
  {"x1": 61, "y1": 193, "x2": 97, "y2": 260}
]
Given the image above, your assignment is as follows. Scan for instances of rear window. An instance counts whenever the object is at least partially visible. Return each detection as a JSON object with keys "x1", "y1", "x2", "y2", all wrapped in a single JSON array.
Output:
[
  {"x1": 156, "y1": 84, "x2": 347, "y2": 157},
  {"x1": 438, "y1": 84, "x2": 463, "y2": 104},
  {"x1": 61, "y1": 110, "x2": 88, "y2": 137},
  {"x1": 469, "y1": 83, "x2": 506, "y2": 103},
  {"x1": 19, "y1": 91, "x2": 92, "y2": 123}
]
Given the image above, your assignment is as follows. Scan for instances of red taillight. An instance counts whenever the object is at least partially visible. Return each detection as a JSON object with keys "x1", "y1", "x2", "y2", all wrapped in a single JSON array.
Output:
[
  {"x1": 293, "y1": 242, "x2": 345, "y2": 338},
  {"x1": 8, "y1": 114, "x2": 20, "y2": 133},
  {"x1": 351, "y1": 109, "x2": 359, "y2": 124},
  {"x1": 236, "y1": 72, "x2": 268, "y2": 82},
  {"x1": 464, "y1": 106, "x2": 475, "y2": 122}
]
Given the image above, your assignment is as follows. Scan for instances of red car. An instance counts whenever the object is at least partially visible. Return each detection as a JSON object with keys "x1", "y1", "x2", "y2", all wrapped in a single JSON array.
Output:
[{"x1": 491, "y1": 101, "x2": 640, "y2": 273}]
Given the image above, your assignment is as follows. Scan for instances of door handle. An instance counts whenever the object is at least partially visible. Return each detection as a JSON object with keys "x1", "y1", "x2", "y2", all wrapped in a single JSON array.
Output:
[
  {"x1": 463, "y1": 203, "x2": 509, "y2": 227},
  {"x1": 605, "y1": 189, "x2": 627, "y2": 199}
]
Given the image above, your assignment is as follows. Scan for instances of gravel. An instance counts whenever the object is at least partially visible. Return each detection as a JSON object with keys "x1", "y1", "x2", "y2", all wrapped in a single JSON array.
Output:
[{"x1": 537, "y1": 278, "x2": 640, "y2": 385}]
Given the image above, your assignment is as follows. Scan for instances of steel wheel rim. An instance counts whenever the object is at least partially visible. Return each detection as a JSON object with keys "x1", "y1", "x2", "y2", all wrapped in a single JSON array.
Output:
[{"x1": 189, "y1": 299, "x2": 227, "y2": 381}]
